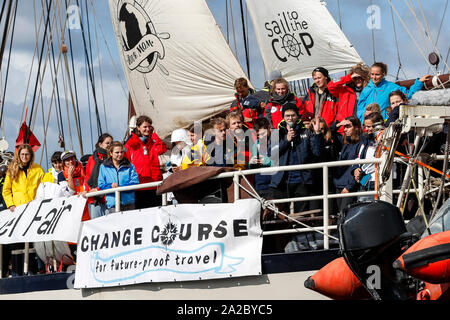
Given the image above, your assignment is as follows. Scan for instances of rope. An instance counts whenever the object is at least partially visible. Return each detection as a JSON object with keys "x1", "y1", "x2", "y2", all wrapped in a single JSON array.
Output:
[
  {"x1": 369, "y1": 0, "x2": 376, "y2": 63},
  {"x1": 20, "y1": 0, "x2": 45, "y2": 125},
  {"x1": 0, "y1": 0, "x2": 18, "y2": 130},
  {"x1": 88, "y1": 0, "x2": 128, "y2": 101},
  {"x1": 229, "y1": 0, "x2": 238, "y2": 58},
  {"x1": 239, "y1": 0, "x2": 250, "y2": 79},
  {"x1": 44, "y1": 0, "x2": 65, "y2": 149},
  {"x1": 90, "y1": 0, "x2": 108, "y2": 134},
  {"x1": 387, "y1": 0, "x2": 437, "y2": 73},
  {"x1": 403, "y1": 0, "x2": 450, "y2": 73},
  {"x1": 389, "y1": 4, "x2": 402, "y2": 81},
  {"x1": 76, "y1": 0, "x2": 102, "y2": 137},
  {"x1": 237, "y1": 173, "x2": 339, "y2": 241},
  {"x1": 27, "y1": 0, "x2": 53, "y2": 134},
  {"x1": 429, "y1": 122, "x2": 450, "y2": 222},
  {"x1": 39, "y1": 0, "x2": 72, "y2": 164}
]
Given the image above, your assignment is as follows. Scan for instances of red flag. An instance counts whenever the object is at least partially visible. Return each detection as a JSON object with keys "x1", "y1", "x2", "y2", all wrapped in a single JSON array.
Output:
[{"x1": 16, "y1": 122, "x2": 41, "y2": 152}]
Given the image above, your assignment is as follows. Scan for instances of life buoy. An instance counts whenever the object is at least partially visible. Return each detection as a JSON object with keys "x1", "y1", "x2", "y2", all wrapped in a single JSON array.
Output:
[
  {"x1": 393, "y1": 230, "x2": 450, "y2": 284},
  {"x1": 304, "y1": 257, "x2": 371, "y2": 300}
]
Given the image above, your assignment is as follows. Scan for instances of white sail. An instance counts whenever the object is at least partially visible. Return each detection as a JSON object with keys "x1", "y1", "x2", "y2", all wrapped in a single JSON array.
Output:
[
  {"x1": 245, "y1": 0, "x2": 363, "y2": 81},
  {"x1": 108, "y1": 0, "x2": 248, "y2": 138}
]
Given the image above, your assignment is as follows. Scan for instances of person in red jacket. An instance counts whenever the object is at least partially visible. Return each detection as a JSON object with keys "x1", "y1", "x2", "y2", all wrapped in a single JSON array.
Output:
[
  {"x1": 327, "y1": 63, "x2": 370, "y2": 135},
  {"x1": 124, "y1": 115, "x2": 168, "y2": 209},
  {"x1": 302, "y1": 67, "x2": 337, "y2": 127},
  {"x1": 264, "y1": 77, "x2": 303, "y2": 129}
]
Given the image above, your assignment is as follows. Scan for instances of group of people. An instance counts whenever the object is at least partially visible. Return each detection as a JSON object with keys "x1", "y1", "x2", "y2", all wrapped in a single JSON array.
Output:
[
  {"x1": 173, "y1": 61, "x2": 434, "y2": 217},
  {"x1": 0, "y1": 115, "x2": 168, "y2": 276},
  {"x1": 0, "y1": 61, "x2": 438, "y2": 274}
]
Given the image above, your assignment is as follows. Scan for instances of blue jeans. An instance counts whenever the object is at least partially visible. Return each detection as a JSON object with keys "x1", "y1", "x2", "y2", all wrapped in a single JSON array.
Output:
[{"x1": 88, "y1": 202, "x2": 107, "y2": 219}]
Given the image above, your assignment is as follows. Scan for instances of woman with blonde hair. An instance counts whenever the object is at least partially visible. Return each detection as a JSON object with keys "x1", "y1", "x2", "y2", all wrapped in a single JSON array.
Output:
[
  {"x1": 2, "y1": 144, "x2": 45, "y2": 212},
  {"x1": 2, "y1": 144, "x2": 45, "y2": 277},
  {"x1": 327, "y1": 63, "x2": 370, "y2": 134}
]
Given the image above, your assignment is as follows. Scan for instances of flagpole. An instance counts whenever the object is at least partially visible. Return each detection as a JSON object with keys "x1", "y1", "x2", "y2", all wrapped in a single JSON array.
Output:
[{"x1": 23, "y1": 106, "x2": 28, "y2": 123}]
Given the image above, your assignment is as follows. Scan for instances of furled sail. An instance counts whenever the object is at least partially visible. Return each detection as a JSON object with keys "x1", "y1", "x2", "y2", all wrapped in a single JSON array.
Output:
[
  {"x1": 245, "y1": 0, "x2": 363, "y2": 81},
  {"x1": 108, "y1": 0, "x2": 248, "y2": 138}
]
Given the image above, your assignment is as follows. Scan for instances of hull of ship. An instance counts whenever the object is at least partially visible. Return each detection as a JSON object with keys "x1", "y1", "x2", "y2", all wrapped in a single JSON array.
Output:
[{"x1": 0, "y1": 249, "x2": 339, "y2": 300}]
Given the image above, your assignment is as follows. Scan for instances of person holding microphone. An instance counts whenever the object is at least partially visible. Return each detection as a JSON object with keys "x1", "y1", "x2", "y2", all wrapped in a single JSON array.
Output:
[{"x1": 268, "y1": 103, "x2": 323, "y2": 215}]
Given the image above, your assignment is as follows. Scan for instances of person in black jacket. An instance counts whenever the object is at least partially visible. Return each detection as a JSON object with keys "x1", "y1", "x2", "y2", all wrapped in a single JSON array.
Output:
[{"x1": 269, "y1": 103, "x2": 323, "y2": 214}]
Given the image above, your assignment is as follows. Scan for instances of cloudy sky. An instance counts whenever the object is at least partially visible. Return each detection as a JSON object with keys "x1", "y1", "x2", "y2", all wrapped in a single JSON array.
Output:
[{"x1": 0, "y1": 0, "x2": 448, "y2": 170}]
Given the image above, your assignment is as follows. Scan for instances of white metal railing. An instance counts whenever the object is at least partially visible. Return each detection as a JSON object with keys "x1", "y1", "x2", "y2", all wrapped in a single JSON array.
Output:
[{"x1": 1, "y1": 155, "x2": 449, "y2": 278}]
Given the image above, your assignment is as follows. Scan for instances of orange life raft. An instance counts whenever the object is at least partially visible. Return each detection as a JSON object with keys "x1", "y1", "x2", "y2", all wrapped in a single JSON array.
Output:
[
  {"x1": 304, "y1": 257, "x2": 371, "y2": 300},
  {"x1": 393, "y1": 230, "x2": 450, "y2": 284}
]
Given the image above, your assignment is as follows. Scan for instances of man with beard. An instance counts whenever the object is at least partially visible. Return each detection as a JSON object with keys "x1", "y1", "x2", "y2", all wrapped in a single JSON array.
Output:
[{"x1": 264, "y1": 78, "x2": 304, "y2": 129}]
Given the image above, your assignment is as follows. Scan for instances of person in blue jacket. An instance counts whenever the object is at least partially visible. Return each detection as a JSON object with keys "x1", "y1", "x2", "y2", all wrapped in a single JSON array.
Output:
[
  {"x1": 98, "y1": 141, "x2": 139, "y2": 214},
  {"x1": 333, "y1": 116, "x2": 367, "y2": 213},
  {"x1": 356, "y1": 62, "x2": 432, "y2": 124},
  {"x1": 269, "y1": 103, "x2": 323, "y2": 214}
]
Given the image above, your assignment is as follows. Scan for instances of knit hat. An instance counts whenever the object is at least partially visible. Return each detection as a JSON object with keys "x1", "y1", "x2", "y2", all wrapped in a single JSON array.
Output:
[
  {"x1": 61, "y1": 150, "x2": 76, "y2": 161},
  {"x1": 301, "y1": 112, "x2": 314, "y2": 122},
  {"x1": 313, "y1": 67, "x2": 331, "y2": 82},
  {"x1": 281, "y1": 103, "x2": 299, "y2": 117},
  {"x1": 268, "y1": 69, "x2": 282, "y2": 82}
]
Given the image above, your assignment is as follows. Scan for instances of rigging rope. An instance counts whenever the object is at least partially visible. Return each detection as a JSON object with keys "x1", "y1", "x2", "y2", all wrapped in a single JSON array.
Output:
[
  {"x1": 88, "y1": 0, "x2": 128, "y2": 101},
  {"x1": 0, "y1": 0, "x2": 18, "y2": 132},
  {"x1": 229, "y1": 0, "x2": 238, "y2": 61},
  {"x1": 402, "y1": 0, "x2": 450, "y2": 73},
  {"x1": 27, "y1": 0, "x2": 53, "y2": 138},
  {"x1": 0, "y1": 0, "x2": 14, "y2": 73},
  {"x1": 84, "y1": 0, "x2": 98, "y2": 138},
  {"x1": 389, "y1": 4, "x2": 402, "y2": 81},
  {"x1": 427, "y1": 0, "x2": 448, "y2": 74},
  {"x1": 239, "y1": 0, "x2": 250, "y2": 79},
  {"x1": 44, "y1": 0, "x2": 65, "y2": 148},
  {"x1": 91, "y1": 2, "x2": 108, "y2": 134},
  {"x1": 369, "y1": 0, "x2": 376, "y2": 63},
  {"x1": 387, "y1": 0, "x2": 437, "y2": 72},
  {"x1": 237, "y1": 173, "x2": 339, "y2": 241},
  {"x1": 76, "y1": 0, "x2": 102, "y2": 138}
]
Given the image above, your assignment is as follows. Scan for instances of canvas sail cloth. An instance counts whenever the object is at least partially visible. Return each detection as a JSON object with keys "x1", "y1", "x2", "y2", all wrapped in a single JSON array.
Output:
[
  {"x1": 245, "y1": 0, "x2": 362, "y2": 81},
  {"x1": 108, "y1": 0, "x2": 249, "y2": 138}
]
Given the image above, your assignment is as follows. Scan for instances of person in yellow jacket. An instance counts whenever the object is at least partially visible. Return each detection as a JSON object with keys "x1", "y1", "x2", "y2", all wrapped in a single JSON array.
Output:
[
  {"x1": 2, "y1": 144, "x2": 45, "y2": 211},
  {"x1": 181, "y1": 123, "x2": 210, "y2": 170},
  {"x1": 41, "y1": 151, "x2": 63, "y2": 183}
]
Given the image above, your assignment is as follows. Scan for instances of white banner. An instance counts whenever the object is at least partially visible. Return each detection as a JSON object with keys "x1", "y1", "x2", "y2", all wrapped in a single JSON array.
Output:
[
  {"x1": 74, "y1": 199, "x2": 262, "y2": 288},
  {"x1": 245, "y1": 0, "x2": 362, "y2": 81},
  {"x1": 0, "y1": 196, "x2": 86, "y2": 244},
  {"x1": 108, "y1": 0, "x2": 250, "y2": 138}
]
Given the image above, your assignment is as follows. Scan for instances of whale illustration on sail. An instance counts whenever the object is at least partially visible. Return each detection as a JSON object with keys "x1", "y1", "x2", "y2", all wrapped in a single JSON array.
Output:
[
  {"x1": 108, "y1": 0, "x2": 249, "y2": 138},
  {"x1": 245, "y1": 0, "x2": 363, "y2": 81}
]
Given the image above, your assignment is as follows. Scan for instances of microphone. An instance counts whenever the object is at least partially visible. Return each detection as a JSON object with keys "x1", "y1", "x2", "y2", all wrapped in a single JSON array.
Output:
[{"x1": 287, "y1": 121, "x2": 294, "y2": 147}]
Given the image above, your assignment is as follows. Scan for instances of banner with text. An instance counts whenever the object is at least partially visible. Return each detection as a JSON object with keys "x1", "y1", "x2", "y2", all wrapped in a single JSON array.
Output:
[
  {"x1": 0, "y1": 196, "x2": 86, "y2": 244},
  {"x1": 74, "y1": 199, "x2": 262, "y2": 288}
]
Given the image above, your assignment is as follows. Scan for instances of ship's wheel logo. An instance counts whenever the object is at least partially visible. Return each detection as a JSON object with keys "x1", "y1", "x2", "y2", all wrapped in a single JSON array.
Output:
[
  {"x1": 117, "y1": 0, "x2": 170, "y2": 74},
  {"x1": 160, "y1": 222, "x2": 179, "y2": 246},
  {"x1": 281, "y1": 34, "x2": 303, "y2": 60}
]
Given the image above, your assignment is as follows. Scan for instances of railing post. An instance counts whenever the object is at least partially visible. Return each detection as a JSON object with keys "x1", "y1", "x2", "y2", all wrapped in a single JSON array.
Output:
[
  {"x1": 323, "y1": 165, "x2": 329, "y2": 249},
  {"x1": 418, "y1": 165, "x2": 424, "y2": 205},
  {"x1": 233, "y1": 172, "x2": 240, "y2": 202},
  {"x1": 24, "y1": 242, "x2": 29, "y2": 275},
  {"x1": 115, "y1": 190, "x2": 121, "y2": 212},
  {"x1": 0, "y1": 244, "x2": 3, "y2": 278}
]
